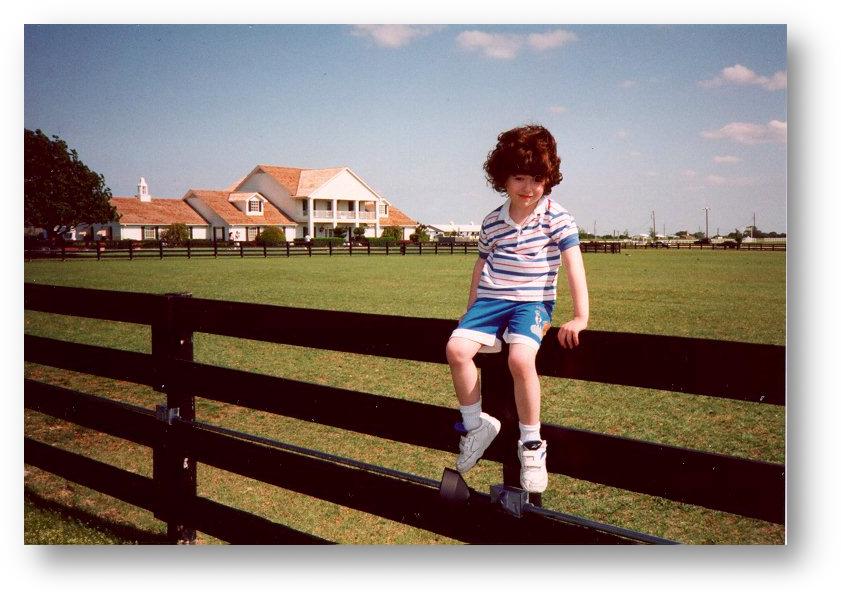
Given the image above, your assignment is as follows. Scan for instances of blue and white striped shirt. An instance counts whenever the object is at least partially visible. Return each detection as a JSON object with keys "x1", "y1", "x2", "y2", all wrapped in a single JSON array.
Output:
[{"x1": 476, "y1": 198, "x2": 580, "y2": 302}]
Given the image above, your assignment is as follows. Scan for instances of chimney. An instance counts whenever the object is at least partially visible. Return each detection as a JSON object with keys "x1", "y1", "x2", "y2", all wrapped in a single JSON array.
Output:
[{"x1": 137, "y1": 177, "x2": 152, "y2": 202}]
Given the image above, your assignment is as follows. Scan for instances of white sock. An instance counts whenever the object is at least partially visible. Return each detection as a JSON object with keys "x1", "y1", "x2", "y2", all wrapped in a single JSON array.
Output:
[
  {"x1": 459, "y1": 401, "x2": 482, "y2": 431},
  {"x1": 519, "y1": 422, "x2": 541, "y2": 444}
]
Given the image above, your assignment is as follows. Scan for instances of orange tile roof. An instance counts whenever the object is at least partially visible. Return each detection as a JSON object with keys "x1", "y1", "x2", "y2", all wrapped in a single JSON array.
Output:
[
  {"x1": 187, "y1": 190, "x2": 296, "y2": 226},
  {"x1": 255, "y1": 165, "x2": 303, "y2": 196},
  {"x1": 111, "y1": 197, "x2": 208, "y2": 225},
  {"x1": 380, "y1": 205, "x2": 419, "y2": 227}
]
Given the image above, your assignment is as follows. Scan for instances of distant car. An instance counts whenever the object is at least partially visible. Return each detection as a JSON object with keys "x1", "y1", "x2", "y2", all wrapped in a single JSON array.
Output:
[
  {"x1": 719, "y1": 239, "x2": 738, "y2": 248},
  {"x1": 648, "y1": 241, "x2": 668, "y2": 248},
  {"x1": 694, "y1": 237, "x2": 711, "y2": 244}
]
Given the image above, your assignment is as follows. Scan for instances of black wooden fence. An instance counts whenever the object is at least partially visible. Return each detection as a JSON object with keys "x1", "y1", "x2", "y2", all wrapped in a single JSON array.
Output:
[
  {"x1": 23, "y1": 283, "x2": 785, "y2": 544},
  {"x1": 23, "y1": 240, "x2": 481, "y2": 261}
]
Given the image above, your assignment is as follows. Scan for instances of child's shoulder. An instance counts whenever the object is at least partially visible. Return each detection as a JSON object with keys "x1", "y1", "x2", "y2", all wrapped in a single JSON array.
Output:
[
  {"x1": 481, "y1": 204, "x2": 506, "y2": 226},
  {"x1": 544, "y1": 197, "x2": 575, "y2": 220}
]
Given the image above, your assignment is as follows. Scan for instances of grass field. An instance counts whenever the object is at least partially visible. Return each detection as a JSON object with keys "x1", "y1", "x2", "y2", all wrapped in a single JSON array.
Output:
[{"x1": 23, "y1": 250, "x2": 787, "y2": 544}]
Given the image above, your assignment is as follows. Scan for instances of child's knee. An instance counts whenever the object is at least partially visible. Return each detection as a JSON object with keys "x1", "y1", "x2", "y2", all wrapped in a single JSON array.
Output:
[
  {"x1": 508, "y1": 346, "x2": 537, "y2": 377},
  {"x1": 446, "y1": 337, "x2": 478, "y2": 366}
]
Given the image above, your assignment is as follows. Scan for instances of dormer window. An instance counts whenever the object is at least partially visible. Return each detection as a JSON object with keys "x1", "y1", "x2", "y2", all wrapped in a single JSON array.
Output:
[
  {"x1": 248, "y1": 199, "x2": 262, "y2": 214},
  {"x1": 379, "y1": 203, "x2": 389, "y2": 216}
]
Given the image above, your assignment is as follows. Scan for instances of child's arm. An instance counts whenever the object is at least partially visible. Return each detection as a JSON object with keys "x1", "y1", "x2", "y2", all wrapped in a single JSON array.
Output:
[
  {"x1": 558, "y1": 245, "x2": 589, "y2": 348},
  {"x1": 466, "y1": 257, "x2": 486, "y2": 311}
]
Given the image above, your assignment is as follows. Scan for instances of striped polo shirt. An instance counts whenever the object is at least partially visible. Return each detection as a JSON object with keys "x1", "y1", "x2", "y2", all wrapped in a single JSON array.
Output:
[{"x1": 476, "y1": 197, "x2": 580, "y2": 302}]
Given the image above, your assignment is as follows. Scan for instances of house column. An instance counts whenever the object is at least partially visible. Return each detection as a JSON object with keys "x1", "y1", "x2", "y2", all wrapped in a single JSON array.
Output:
[
  {"x1": 307, "y1": 197, "x2": 314, "y2": 237},
  {"x1": 354, "y1": 200, "x2": 360, "y2": 230},
  {"x1": 332, "y1": 198, "x2": 337, "y2": 230}
]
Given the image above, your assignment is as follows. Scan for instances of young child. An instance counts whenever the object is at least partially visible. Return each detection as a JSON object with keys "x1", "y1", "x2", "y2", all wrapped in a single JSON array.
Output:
[{"x1": 445, "y1": 124, "x2": 590, "y2": 492}]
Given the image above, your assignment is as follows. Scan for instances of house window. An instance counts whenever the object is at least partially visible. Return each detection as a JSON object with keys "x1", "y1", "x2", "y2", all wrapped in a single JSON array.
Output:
[
  {"x1": 302, "y1": 200, "x2": 308, "y2": 214},
  {"x1": 248, "y1": 199, "x2": 261, "y2": 213},
  {"x1": 143, "y1": 226, "x2": 156, "y2": 240},
  {"x1": 378, "y1": 204, "x2": 389, "y2": 216},
  {"x1": 247, "y1": 227, "x2": 259, "y2": 241}
]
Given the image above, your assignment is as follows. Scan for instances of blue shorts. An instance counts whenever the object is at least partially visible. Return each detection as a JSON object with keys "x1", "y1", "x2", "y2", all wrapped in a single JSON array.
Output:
[{"x1": 450, "y1": 298, "x2": 555, "y2": 353}]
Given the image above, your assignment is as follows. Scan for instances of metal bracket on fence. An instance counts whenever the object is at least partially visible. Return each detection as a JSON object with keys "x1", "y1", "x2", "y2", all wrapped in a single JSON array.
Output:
[
  {"x1": 490, "y1": 484, "x2": 530, "y2": 518},
  {"x1": 155, "y1": 405, "x2": 180, "y2": 425}
]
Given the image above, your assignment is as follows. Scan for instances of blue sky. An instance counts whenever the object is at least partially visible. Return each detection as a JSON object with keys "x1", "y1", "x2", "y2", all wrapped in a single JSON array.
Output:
[{"x1": 24, "y1": 24, "x2": 787, "y2": 235}]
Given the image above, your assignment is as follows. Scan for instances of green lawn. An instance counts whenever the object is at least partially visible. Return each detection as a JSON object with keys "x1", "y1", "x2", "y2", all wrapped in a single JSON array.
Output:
[{"x1": 23, "y1": 251, "x2": 786, "y2": 544}]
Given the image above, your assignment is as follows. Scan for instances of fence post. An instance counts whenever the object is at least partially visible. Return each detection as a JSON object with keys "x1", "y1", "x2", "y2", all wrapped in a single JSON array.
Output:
[
  {"x1": 213, "y1": 238, "x2": 218, "y2": 258},
  {"x1": 187, "y1": 239, "x2": 191, "y2": 259},
  {"x1": 479, "y1": 347, "x2": 542, "y2": 507},
  {"x1": 464, "y1": 242, "x2": 468, "y2": 255},
  {"x1": 386, "y1": 241, "x2": 390, "y2": 256},
  {"x1": 329, "y1": 241, "x2": 333, "y2": 256},
  {"x1": 61, "y1": 246, "x2": 66, "y2": 261},
  {"x1": 400, "y1": 242, "x2": 406, "y2": 256},
  {"x1": 151, "y1": 292, "x2": 197, "y2": 544},
  {"x1": 418, "y1": 242, "x2": 422, "y2": 255},
  {"x1": 307, "y1": 241, "x2": 312, "y2": 257},
  {"x1": 159, "y1": 240, "x2": 164, "y2": 260},
  {"x1": 286, "y1": 242, "x2": 290, "y2": 258},
  {"x1": 129, "y1": 245, "x2": 133, "y2": 261},
  {"x1": 263, "y1": 240, "x2": 267, "y2": 258},
  {"x1": 240, "y1": 243, "x2": 244, "y2": 258},
  {"x1": 96, "y1": 243, "x2": 102, "y2": 261},
  {"x1": 349, "y1": 242, "x2": 353, "y2": 256},
  {"x1": 435, "y1": 242, "x2": 439, "y2": 255},
  {"x1": 450, "y1": 242, "x2": 454, "y2": 255},
  {"x1": 367, "y1": 240, "x2": 371, "y2": 255}
]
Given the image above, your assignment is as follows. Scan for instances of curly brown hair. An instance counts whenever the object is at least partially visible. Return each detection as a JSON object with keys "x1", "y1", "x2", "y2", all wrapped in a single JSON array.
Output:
[{"x1": 483, "y1": 124, "x2": 563, "y2": 195}]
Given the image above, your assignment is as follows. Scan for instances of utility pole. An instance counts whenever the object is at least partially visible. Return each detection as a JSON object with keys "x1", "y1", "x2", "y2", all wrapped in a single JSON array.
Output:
[
  {"x1": 701, "y1": 207, "x2": 710, "y2": 239},
  {"x1": 651, "y1": 210, "x2": 656, "y2": 238},
  {"x1": 753, "y1": 212, "x2": 756, "y2": 237},
  {"x1": 593, "y1": 220, "x2": 597, "y2": 239}
]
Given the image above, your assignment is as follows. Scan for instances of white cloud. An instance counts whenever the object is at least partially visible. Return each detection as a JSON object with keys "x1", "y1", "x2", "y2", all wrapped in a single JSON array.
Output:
[
  {"x1": 548, "y1": 105, "x2": 567, "y2": 114},
  {"x1": 456, "y1": 30, "x2": 522, "y2": 59},
  {"x1": 704, "y1": 174, "x2": 757, "y2": 187},
  {"x1": 458, "y1": 28, "x2": 578, "y2": 60},
  {"x1": 527, "y1": 29, "x2": 578, "y2": 51},
  {"x1": 350, "y1": 25, "x2": 441, "y2": 48},
  {"x1": 699, "y1": 64, "x2": 787, "y2": 91},
  {"x1": 619, "y1": 79, "x2": 638, "y2": 88},
  {"x1": 713, "y1": 155, "x2": 743, "y2": 164},
  {"x1": 701, "y1": 120, "x2": 787, "y2": 145}
]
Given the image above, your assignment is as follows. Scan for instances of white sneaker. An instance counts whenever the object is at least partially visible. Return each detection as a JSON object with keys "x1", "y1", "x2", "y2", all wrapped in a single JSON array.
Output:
[
  {"x1": 518, "y1": 440, "x2": 548, "y2": 492},
  {"x1": 456, "y1": 413, "x2": 501, "y2": 473}
]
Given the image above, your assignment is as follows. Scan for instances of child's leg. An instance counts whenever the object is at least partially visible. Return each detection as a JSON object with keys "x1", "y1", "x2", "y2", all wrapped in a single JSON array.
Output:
[
  {"x1": 445, "y1": 336, "x2": 483, "y2": 408},
  {"x1": 507, "y1": 343, "x2": 541, "y2": 426}
]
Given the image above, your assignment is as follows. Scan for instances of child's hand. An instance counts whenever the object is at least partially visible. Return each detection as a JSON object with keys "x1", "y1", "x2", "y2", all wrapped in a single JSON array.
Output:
[{"x1": 558, "y1": 317, "x2": 588, "y2": 348}]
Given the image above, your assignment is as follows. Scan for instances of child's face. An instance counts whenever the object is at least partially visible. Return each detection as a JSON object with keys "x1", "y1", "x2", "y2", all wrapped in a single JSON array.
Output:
[{"x1": 505, "y1": 174, "x2": 546, "y2": 207}]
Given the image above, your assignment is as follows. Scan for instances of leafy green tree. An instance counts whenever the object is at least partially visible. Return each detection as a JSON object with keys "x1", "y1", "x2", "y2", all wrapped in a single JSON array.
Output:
[
  {"x1": 332, "y1": 226, "x2": 349, "y2": 240},
  {"x1": 257, "y1": 226, "x2": 286, "y2": 246},
  {"x1": 24, "y1": 129, "x2": 117, "y2": 239},
  {"x1": 381, "y1": 226, "x2": 402, "y2": 240},
  {"x1": 160, "y1": 223, "x2": 190, "y2": 246}
]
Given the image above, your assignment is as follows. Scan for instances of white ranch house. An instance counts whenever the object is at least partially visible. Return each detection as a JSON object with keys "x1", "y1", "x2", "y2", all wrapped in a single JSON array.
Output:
[{"x1": 79, "y1": 167, "x2": 419, "y2": 242}]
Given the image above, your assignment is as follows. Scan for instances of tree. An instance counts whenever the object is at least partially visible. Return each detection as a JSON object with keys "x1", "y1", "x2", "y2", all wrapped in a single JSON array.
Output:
[
  {"x1": 24, "y1": 129, "x2": 117, "y2": 239},
  {"x1": 160, "y1": 223, "x2": 190, "y2": 246},
  {"x1": 410, "y1": 224, "x2": 430, "y2": 243},
  {"x1": 257, "y1": 226, "x2": 286, "y2": 246},
  {"x1": 381, "y1": 226, "x2": 402, "y2": 240}
]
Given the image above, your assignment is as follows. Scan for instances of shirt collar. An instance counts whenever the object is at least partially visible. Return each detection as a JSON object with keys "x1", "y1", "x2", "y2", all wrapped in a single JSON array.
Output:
[{"x1": 500, "y1": 197, "x2": 548, "y2": 228}]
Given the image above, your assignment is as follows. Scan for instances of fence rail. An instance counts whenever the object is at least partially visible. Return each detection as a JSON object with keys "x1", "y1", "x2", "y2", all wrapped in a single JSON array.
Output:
[
  {"x1": 23, "y1": 283, "x2": 785, "y2": 543},
  {"x1": 24, "y1": 240, "x2": 481, "y2": 261}
]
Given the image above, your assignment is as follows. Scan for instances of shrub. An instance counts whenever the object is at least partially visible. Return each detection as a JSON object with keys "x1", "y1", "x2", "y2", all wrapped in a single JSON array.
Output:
[
  {"x1": 257, "y1": 226, "x2": 286, "y2": 246},
  {"x1": 381, "y1": 226, "x2": 402, "y2": 240},
  {"x1": 310, "y1": 237, "x2": 347, "y2": 247},
  {"x1": 160, "y1": 223, "x2": 190, "y2": 246}
]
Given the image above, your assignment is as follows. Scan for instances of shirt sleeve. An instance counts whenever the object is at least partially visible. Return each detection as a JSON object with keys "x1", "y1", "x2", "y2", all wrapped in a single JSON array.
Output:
[
  {"x1": 477, "y1": 219, "x2": 491, "y2": 259},
  {"x1": 552, "y1": 209, "x2": 580, "y2": 252}
]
